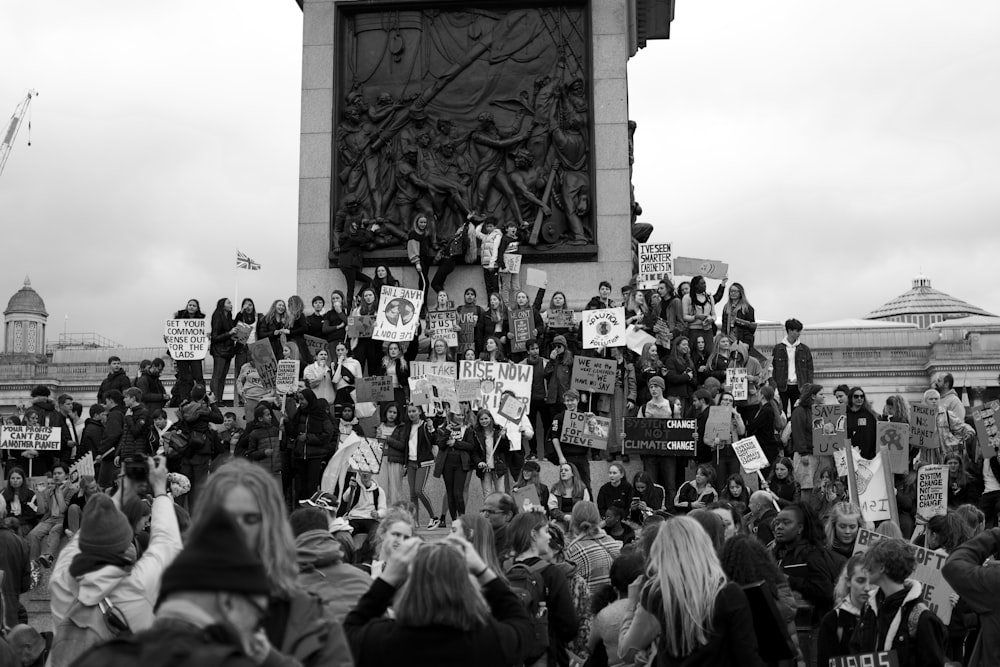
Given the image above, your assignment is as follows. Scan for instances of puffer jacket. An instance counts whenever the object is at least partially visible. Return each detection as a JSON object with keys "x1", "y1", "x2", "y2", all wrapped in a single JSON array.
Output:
[
  {"x1": 289, "y1": 388, "x2": 336, "y2": 460},
  {"x1": 49, "y1": 496, "x2": 183, "y2": 662},
  {"x1": 246, "y1": 422, "x2": 282, "y2": 475},
  {"x1": 119, "y1": 404, "x2": 154, "y2": 462},
  {"x1": 179, "y1": 399, "x2": 224, "y2": 461}
]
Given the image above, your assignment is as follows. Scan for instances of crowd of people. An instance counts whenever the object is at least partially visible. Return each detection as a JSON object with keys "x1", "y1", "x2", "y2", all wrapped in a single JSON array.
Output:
[{"x1": 1, "y1": 255, "x2": 1000, "y2": 666}]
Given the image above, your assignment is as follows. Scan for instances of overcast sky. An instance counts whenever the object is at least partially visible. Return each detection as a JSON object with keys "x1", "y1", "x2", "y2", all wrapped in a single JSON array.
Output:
[{"x1": 2, "y1": 1, "x2": 998, "y2": 347}]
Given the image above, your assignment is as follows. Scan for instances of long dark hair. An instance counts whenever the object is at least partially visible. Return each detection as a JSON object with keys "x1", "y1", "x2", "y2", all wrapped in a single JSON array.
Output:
[
  {"x1": 236, "y1": 298, "x2": 257, "y2": 325},
  {"x1": 211, "y1": 297, "x2": 234, "y2": 331},
  {"x1": 719, "y1": 534, "x2": 782, "y2": 599},
  {"x1": 175, "y1": 299, "x2": 205, "y2": 319}
]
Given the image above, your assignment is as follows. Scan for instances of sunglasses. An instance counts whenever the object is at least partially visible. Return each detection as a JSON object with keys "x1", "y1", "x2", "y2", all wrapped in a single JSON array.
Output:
[{"x1": 852, "y1": 394, "x2": 865, "y2": 399}]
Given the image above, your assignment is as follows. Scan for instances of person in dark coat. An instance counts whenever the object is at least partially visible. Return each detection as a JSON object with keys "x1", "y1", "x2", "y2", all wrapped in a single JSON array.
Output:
[
  {"x1": 288, "y1": 388, "x2": 336, "y2": 503},
  {"x1": 177, "y1": 386, "x2": 224, "y2": 514},
  {"x1": 771, "y1": 503, "x2": 838, "y2": 632},
  {"x1": 97, "y1": 390, "x2": 127, "y2": 488},
  {"x1": 0, "y1": 506, "x2": 31, "y2": 629},
  {"x1": 846, "y1": 386, "x2": 879, "y2": 460},
  {"x1": 169, "y1": 300, "x2": 207, "y2": 406},
  {"x1": 339, "y1": 215, "x2": 375, "y2": 309},
  {"x1": 97, "y1": 356, "x2": 133, "y2": 404},
  {"x1": 135, "y1": 358, "x2": 170, "y2": 414},
  {"x1": 209, "y1": 298, "x2": 238, "y2": 401}
]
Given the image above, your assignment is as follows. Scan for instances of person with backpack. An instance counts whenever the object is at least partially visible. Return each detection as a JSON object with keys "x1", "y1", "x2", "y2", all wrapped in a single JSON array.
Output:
[
  {"x1": 339, "y1": 470, "x2": 387, "y2": 537},
  {"x1": 505, "y1": 511, "x2": 579, "y2": 667},
  {"x1": 176, "y1": 386, "x2": 225, "y2": 514},
  {"x1": 849, "y1": 538, "x2": 948, "y2": 667},
  {"x1": 48, "y1": 456, "x2": 183, "y2": 667}
]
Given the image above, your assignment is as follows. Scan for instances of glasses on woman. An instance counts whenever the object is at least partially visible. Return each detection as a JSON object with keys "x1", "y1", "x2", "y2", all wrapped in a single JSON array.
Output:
[{"x1": 852, "y1": 394, "x2": 865, "y2": 400}]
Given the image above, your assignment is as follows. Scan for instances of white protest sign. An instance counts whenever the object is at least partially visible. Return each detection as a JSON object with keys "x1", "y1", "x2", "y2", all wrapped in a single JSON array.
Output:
[
  {"x1": 164, "y1": 318, "x2": 208, "y2": 361},
  {"x1": 372, "y1": 286, "x2": 424, "y2": 342},
  {"x1": 732, "y1": 436, "x2": 768, "y2": 473},
  {"x1": 348, "y1": 437, "x2": 384, "y2": 473},
  {"x1": 582, "y1": 307, "x2": 626, "y2": 349},
  {"x1": 673, "y1": 257, "x2": 728, "y2": 280},
  {"x1": 0, "y1": 425, "x2": 62, "y2": 451},
  {"x1": 855, "y1": 452, "x2": 893, "y2": 523},
  {"x1": 275, "y1": 359, "x2": 300, "y2": 395},
  {"x1": 637, "y1": 242, "x2": 672, "y2": 289},
  {"x1": 916, "y1": 464, "x2": 948, "y2": 521},
  {"x1": 726, "y1": 368, "x2": 748, "y2": 401},
  {"x1": 457, "y1": 360, "x2": 533, "y2": 420},
  {"x1": 409, "y1": 360, "x2": 457, "y2": 381},
  {"x1": 526, "y1": 267, "x2": 547, "y2": 288}
]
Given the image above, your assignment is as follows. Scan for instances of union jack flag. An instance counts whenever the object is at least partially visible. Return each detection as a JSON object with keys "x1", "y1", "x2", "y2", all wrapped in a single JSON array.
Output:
[{"x1": 236, "y1": 250, "x2": 261, "y2": 271}]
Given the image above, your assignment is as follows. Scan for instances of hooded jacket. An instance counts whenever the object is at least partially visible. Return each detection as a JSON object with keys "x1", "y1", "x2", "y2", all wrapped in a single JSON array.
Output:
[
  {"x1": 289, "y1": 389, "x2": 335, "y2": 460},
  {"x1": 246, "y1": 420, "x2": 282, "y2": 475},
  {"x1": 98, "y1": 369, "x2": 133, "y2": 404},
  {"x1": 49, "y1": 496, "x2": 183, "y2": 645},
  {"x1": 294, "y1": 529, "x2": 372, "y2": 624},
  {"x1": 179, "y1": 399, "x2": 224, "y2": 460},
  {"x1": 849, "y1": 580, "x2": 947, "y2": 667},
  {"x1": 135, "y1": 370, "x2": 169, "y2": 413}
]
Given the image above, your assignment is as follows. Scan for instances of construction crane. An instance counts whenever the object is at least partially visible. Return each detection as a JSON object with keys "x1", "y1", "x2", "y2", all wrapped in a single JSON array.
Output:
[{"x1": 0, "y1": 90, "x2": 38, "y2": 178}]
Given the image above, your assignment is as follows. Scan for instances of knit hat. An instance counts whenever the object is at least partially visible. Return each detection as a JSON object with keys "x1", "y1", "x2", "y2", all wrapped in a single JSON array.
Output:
[
  {"x1": 552, "y1": 335, "x2": 568, "y2": 348},
  {"x1": 800, "y1": 383, "x2": 822, "y2": 399},
  {"x1": 78, "y1": 494, "x2": 134, "y2": 558},
  {"x1": 159, "y1": 508, "x2": 270, "y2": 601},
  {"x1": 648, "y1": 376, "x2": 665, "y2": 391}
]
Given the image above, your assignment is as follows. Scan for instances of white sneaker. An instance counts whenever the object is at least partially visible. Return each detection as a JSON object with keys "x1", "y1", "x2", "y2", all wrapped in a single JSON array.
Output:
[{"x1": 426, "y1": 518, "x2": 440, "y2": 529}]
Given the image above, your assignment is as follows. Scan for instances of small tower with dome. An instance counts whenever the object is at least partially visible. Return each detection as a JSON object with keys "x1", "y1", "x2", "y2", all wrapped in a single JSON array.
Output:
[
  {"x1": 864, "y1": 274, "x2": 995, "y2": 328},
  {"x1": 4, "y1": 276, "x2": 48, "y2": 356}
]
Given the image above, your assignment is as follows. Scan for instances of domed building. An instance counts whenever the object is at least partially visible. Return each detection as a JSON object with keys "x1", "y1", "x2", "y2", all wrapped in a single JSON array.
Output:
[
  {"x1": 3, "y1": 276, "x2": 48, "y2": 356},
  {"x1": 864, "y1": 275, "x2": 995, "y2": 328}
]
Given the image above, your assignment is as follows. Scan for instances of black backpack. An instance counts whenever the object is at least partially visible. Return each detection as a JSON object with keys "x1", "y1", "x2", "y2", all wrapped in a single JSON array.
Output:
[{"x1": 504, "y1": 559, "x2": 551, "y2": 661}]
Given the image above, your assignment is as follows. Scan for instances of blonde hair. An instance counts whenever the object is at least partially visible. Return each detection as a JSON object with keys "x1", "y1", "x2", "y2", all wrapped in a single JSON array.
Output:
[
  {"x1": 647, "y1": 517, "x2": 728, "y2": 657},
  {"x1": 824, "y1": 501, "x2": 862, "y2": 547},
  {"x1": 376, "y1": 507, "x2": 417, "y2": 561},
  {"x1": 196, "y1": 459, "x2": 299, "y2": 596},
  {"x1": 394, "y1": 542, "x2": 490, "y2": 631}
]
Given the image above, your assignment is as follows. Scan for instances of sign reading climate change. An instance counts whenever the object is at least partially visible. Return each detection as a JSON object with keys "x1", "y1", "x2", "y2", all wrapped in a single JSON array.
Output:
[
  {"x1": 164, "y1": 319, "x2": 208, "y2": 360},
  {"x1": 637, "y1": 242, "x2": 672, "y2": 289},
  {"x1": 623, "y1": 418, "x2": 697, "y2": 456},
  {"x1": 373, "y1": 286, "x2": 424, "y2": 342},
  {"x1": 582, "y1": 307, "x2": 626, "y2": 349}
]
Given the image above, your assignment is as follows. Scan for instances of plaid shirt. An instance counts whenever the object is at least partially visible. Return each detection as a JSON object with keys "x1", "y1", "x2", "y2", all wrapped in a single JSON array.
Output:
[{"x1": 564, "y1": 533, "x2": 621, "y2": 595}]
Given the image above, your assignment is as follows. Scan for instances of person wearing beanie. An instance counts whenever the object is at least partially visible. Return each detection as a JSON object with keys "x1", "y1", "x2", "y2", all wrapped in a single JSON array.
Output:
[
  {"x1": 71, "y1": 507, "x2": 298, "y2": 667},
  {"x1": 48, "y1": 456, "x2": 183, "y2": 667},
  {"x1": 290, "y1": 507, "x2": 372, "y2": 624}
]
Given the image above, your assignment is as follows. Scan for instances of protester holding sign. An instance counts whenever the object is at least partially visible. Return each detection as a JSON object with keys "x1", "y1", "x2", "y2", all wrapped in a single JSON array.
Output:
[
  {"x1": 351, "y1": 288, "x2": 382, "y2": 374},
  {"x1": 663, "y1": 338, "x2": 697, "y2": 412},
  {"x1": 682, "y1": 276, "x2": 717, "y2": 356},
  {"x1": 377, "y1": 342, "x2": 411, "y2": 412},
  {"x1": 790, "y1": 383, "x2": 823, "y2": 499},
  {"x1": 847, "y1": 387, "x2": 879, "y2": 460},
  {"x1": 257, "y1": 299, "x2": 293, "y2": 363},
  {"x1": 168, "y1": 299, "x2": 207, "y2": 406},
  {"x1": 303, "y1": 349, "x2": 337, "y2": 405},
  {"x1": 548, "y1": 390, "x2": 594, "y2": 493},
  {"x1": 720, "y1": 282, "x2": 757, "y2": 351}
]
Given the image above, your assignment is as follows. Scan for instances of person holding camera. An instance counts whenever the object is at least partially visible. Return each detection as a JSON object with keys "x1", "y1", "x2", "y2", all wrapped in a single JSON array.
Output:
[{"x1": 177, "y1": 386, "x2": 224, "y2": 514}]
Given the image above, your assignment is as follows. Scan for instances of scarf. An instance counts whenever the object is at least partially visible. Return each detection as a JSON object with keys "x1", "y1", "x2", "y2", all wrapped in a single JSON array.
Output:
[{"x1": 69, "y1": 543, "x2": 138, "y2": 578}]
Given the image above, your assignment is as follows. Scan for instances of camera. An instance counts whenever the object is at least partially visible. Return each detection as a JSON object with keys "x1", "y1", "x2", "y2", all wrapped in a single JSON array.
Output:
[{"x1": 124, "y1": 454, "x2": 149, "y2": 481}]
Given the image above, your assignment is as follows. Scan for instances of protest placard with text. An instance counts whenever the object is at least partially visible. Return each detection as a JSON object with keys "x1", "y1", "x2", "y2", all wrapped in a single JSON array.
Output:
[
  {"x1": 560, "y1": 411, "x2": 610, "y2": 450},
  {"x1": 623, "y1": 418, "x2": 697, "y2": 456},
  {"x1": 732, "y1": 436, "x2": 768, "y2": 473},
  {"x1": 673, "y1": 257, "x2": 729, "y2": 280},
  {"x1": 356, "y1": 376, "x2": 393, "y2": 403},
  {"x1": 304, "y1": 335, "x2": 328, "y2": 360},
  {"x1": 0, "y1": 425, "x2": 61, "y2": 451},
  {"x1": 828, "y1": 652, "x2": 898, "y2": 667},
  {"x1": 853, "y1": 450, "x2": 893, "y2": 524},
  {"x1": 249, "y1": 340, "x2": 278, "y2": 392},
  {"x1": 498, "y1": 393, "x2": 527, "y2": 423},
  {"x1": 512, "y1": 485, "x2": 541, "y2": 513},
  {"x1": 275, "y1": 359, "x2": 300, "y2": 395},
  {"x1": 853, "y1": 528, "x2": 954, "y2": 624},
  {"x1": 409, "y1": 377, "x2": 434, "y2": 406},
  {"x1": 347, "y1": 315, "x2": 375, "y2": 339},
  {"x1": 813, "y1": 404, "x2": 847, "y2": 455},
  {"x1": 582, "y1": 307, "x2": 626, "y2": 349},
  {"x1": 877, "y1": 421, "x2": 910, "y2": 475},
  {"x1": 726, "y1": 368, "x2": 748, "y2": 401},
  {"x1": 456, "y1": 378, "x2": 482, "y2": 403},
  {"x1": 427, "y1": 310, "x2": 459, "y2": 347},
  {"x1": 409, "y1": 360, "x2": 457, "y2": 381},
  {"x1": 705, "y1": 406, "x2": 734, "y2": 446},
  {"x1": 164, "y1": 318, "x2": 208, "y2": 361},
  {"x1": 235, "y1": 321, "x2": 253, "y2": 344},
  {"x1": 909, "y1": 403, "x2": 938, "y2": 448},
  {"x1": 916, "y1": 464, "x2": 948, "y2": 521},
  {"x1": 637, "y1": 242, "x2": 672, "y2": 289},
  {"x1": 458, "y1": 360, "x2": 532, "y2": 419},
  {"x1": 653, "y1": 318, "x2": 672, "y2": 347},
  {"x1": 372, "y1": 286, "x2": 423, "y2": 342},
  {"x1": 972, "y1": 400, "x2": 1000, "y2": 459},
  {"x1": 508, "y1": 308, "x2": 533, "y2": 353},
  {"x1": 571, "y1": 356, "x2": 617, "y2": 394},
  {"x1": 348, "y1": 438, "x2": 384, "y2": 473},
  {"x1": 503, "y1": 253, "x2": 522, "y2": 274},
  {"x1": 547, "y1": 309, "x2": 575, "y2": 329}
]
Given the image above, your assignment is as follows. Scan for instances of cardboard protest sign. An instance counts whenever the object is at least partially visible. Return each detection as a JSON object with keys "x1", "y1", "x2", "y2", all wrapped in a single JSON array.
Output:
[
  {"x1": 512, "y1": 484, "x2": 541, "y2": 513},
  {"x1": 812, "y1": 404, "x2": 847, "y2": 456},
  {"x1": 623, "y1": 418, "x2": 697, "y2": 456},
  {"x1": 348, "y1": 438, "x2": 384, "y2": 473},
  {"x1": 235, "y1": 321, "x2": 253, "y2": 343},
  {"x1": 457, "y1": 309, "x2": 478, "y2": 354},
  {"x1": 525, "y1": 267, "x2": 546, "y2": 288},
  {"x1": 372, "y1": 286, "x2": 423, "y2": 342},
  {"x1": 853, "y1": 451, "x2": 893, "y2": 524},
  {"x1": 347, "y1": 315, "x2": 375, "y2": 339},
  {"x1": 705, "y1": 406, "x2": 734, "y2": 446},
  {"x1": 972, "y1": 400, "x2": 1000, "y2": 459},
  {"x1": 625, "y1": 327, "x2": 656, "y2": 356},
  {"x1": 508, "y1": 308, "x2": 533, "y2": 353},
  {"x1": 673, "y1": 257, "x2": 729, "y2": 280},
  {"x1": 164, "y1": 318, "x2": 208, "y2": 361},
  {"x1": 249, "y1": 340, "x2": 278, "y2": 392},
  {"x1": 637, "y1": 242, "x2": 672, "y2": 289},
  {"x1": 909, "y1": 403, "x2": 938, "y2": 449},
  {"x1": 409, "y1": 361, "x2": 457, "y2": 381},
  {"x1": 503, "y1": 253, "x2": 522, "y2": 274},
  {"x1": 560, "y1": 411, "x2": 610, "y2": 450},
  {"x1": 732, "y1": 436, "x2": 768, "y2": 473},
  {"x1": 498, "y1": 393, "x2": 526, "y2": 423},
  {"x1": 653, "y1": 318, "x2": 672, "y2": 347},
  {"x1": 0, "y1": 425, "x2": 61, "y2": 451},
  {"x1": 878, "y1": 421, "x2": 910, "y2": 475},
  {"x1": 70, "y1": 452, "x2": 96, "y2": 480},
  {"x1": 427, "y1": 310, "x2": 459, "y2": 347},
  {"x1": 458, "y1": 360, "x2": 532, "y2": 419},
  {"x1": 456, "y1": 378, "x2": 482, "y2": 402},
  {"x1": 916, "y1": 464, "x2": 948, "y2": 521},
  {"x1": 853, "y1": 528, "x2": 954, "y2": 624},
  {"x1": 828, "y1": 653, "x2": 898, "y2": 667},
  {"x1": 304, "y1": 335, "x2": 328, "y2": 359},
  {"x1": 547, "y1": 309, "x2": 575, "y2": 329},
  {"x1": 427, "y1": 373, "x2": 460, "y2": 414},
  {"x1": 408, "y1": 377, "x2": 434, "y2": 406},
  {"x1": 571, "y1": 356, "x2": 617, "y2": 394},
  {"x1": 275, "y1": 359, "x2": 300, "y2": 395},
  {"x1": 582, "y1": 307, "x2": 626, "y2": 349},
  {"x1": 356, "y1": 376, "x2": 393, "y2": 403},
  {"x1": 726, "y1": 368, "x2": 748, "y2": 401}
]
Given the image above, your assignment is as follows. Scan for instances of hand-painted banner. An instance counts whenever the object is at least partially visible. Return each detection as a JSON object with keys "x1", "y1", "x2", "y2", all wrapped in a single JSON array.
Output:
[
  {"x1": 304, "y1": 335, "x2": 328, "y2": 359},
  {"x1": 726, "y1": 368, "x2": 748, "y2": 401},
  {"x1": 164, "y1": 318, "x2": 208, "y2": 361},
  {"x1": 571, "y1": 356, "x2": 617, "y2": 394},
  {"x1": 409, "y1": 360, "x2": 457, "y2": 381},
  {"x1": 509, "y1": 308, "x2": 533, "y2": 353},
  {"x1": 347, "y1": 315, "x2": 375, "y2": 339},
  {"x1": 673, "y1": 257, "x2": 729, "y2": 280},
  {"x1": 637, "y1": 242, "x2": 672, "y2": 289},
  {"x1": 249, "y1": 340, "x2": 278, "y2": 392},
  {"x1": 427, "y1": 310, "x2": 459, "y2": 347},
  {"x1": 853, "y1": 528, "x2": 954, "y2": 624},
  {"x1": 356, "y1": 376, "x2": 393, "y2": 403},
  {"x1": 972, "y1": 400, "x2": 1000, "y2": 459},
  {"x1": 828, "y1": 652, "x2": 898, "y2": 667},
  {"x1": 372, "y1": 286, "x2": 423, "y2": 342},
  {"x1": 705, "y1": 406, "x2": 734, "y2": 447},
  {"x1": 623, "y1": 418, "x2": 697, "y2": 456},
  {"x1": 909, "y1": 404, "x2": 938, "y2": 449},
  {"x1": 813, "y1": 404, "x2": 847, "y2": 456},
  {"x1": 582, "y1": 307, "x2": 626, "y2": 349},
  {"x1": 854, "y1": 451, "x2": 892, "y2": 523},
  {"x1": 349, "y1": 438, "x2": 384, "y2": 473},
  {"x1": 458, "y1": 360, "x2": 532, "y2": 419},
  {"x1": 560, "y1": 411, "x2": 610, "y2": 450},
  {"x1": 877, "y1": 421, "x2": 910, "y2": 475},
  {"x1": 547, "y1": 309, "x2": 575, "y2": 328}
]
